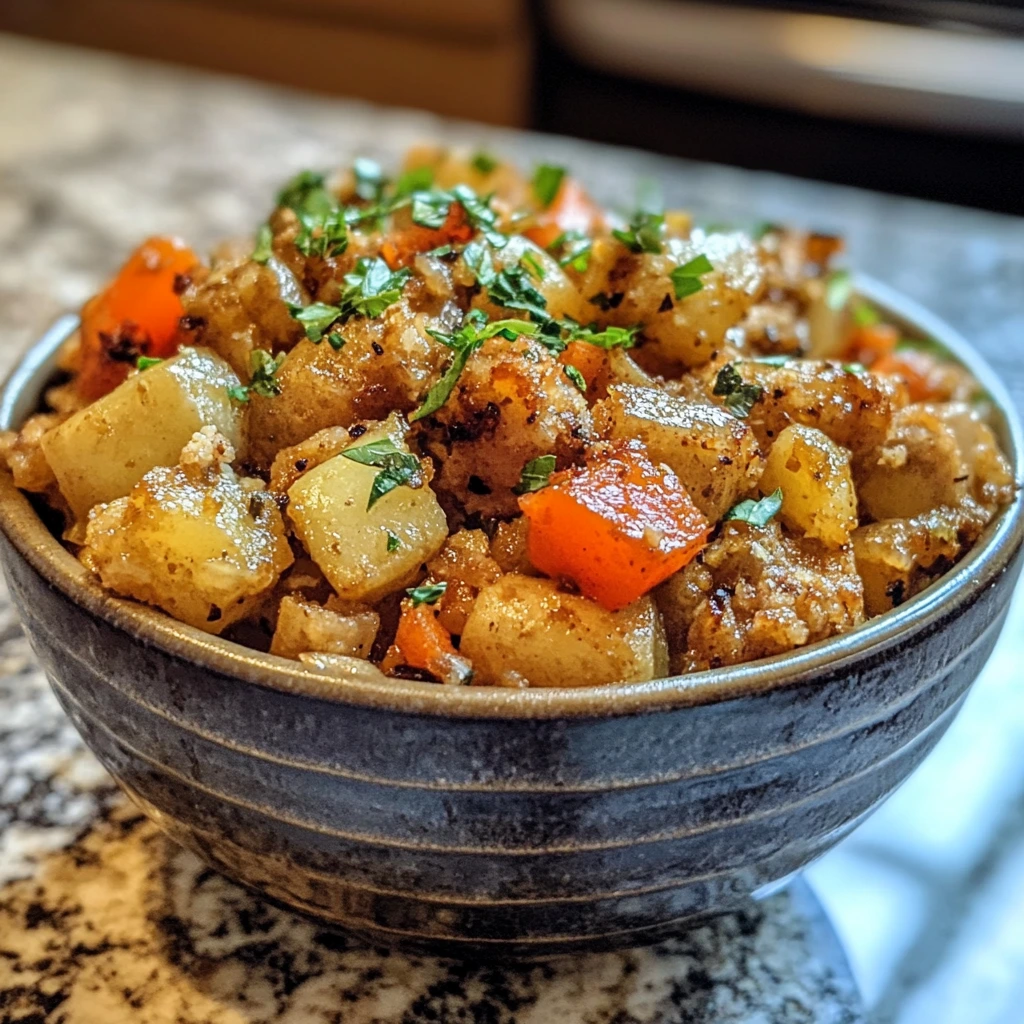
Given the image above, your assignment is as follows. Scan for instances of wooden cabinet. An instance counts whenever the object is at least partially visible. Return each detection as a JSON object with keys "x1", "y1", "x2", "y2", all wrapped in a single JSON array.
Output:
[{"x1": 0, "y1": 0, "x2": 531, "y2": 124}]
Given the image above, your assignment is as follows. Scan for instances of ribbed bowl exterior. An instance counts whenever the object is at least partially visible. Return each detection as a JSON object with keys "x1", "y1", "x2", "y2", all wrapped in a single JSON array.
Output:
[{"x1": 3, "y1": 532, "x2": 1019, "y2": 956}]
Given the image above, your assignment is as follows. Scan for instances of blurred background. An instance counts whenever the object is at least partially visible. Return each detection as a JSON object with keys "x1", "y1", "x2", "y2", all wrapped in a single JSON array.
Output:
[{"x1": 1, "y1": 0, "x2": 1023, "y2": 213}]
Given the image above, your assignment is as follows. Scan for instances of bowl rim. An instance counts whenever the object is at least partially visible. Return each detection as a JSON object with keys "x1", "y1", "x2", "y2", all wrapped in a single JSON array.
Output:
[{"x1": 1, "y1": 277, "x2": 1022, "y2": 720}]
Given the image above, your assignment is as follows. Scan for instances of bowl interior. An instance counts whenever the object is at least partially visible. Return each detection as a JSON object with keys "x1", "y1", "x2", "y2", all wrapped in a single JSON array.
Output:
[{"x1": 1, "y1": 281, "x2": 1022, "y2": 719}]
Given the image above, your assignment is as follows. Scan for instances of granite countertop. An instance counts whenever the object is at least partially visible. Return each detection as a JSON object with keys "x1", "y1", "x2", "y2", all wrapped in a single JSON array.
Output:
[{"x1": 1, "y1": 31, "x2": 1023, "y2": 1024}]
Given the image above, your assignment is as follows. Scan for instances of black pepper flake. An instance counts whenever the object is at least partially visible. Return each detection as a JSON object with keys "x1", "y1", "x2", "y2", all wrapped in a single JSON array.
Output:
[
  {"x1": 885, "y1": 579, "x2": 906, "y2": 606},
  {"x1": 172, "y1": 272, "x2": 193, "y2": 295},
  {"x1": 348, "y1": 424, "x2": 367, "y2": 439},
  {"x1": 179, "y1": 314, "x2": 206, "y2": 331},
  {"x1": 658, "y1": 293, "x2": 674, "y2": 313},
  {"x1": 371, "y1": 342, "x2": 385, "y2": 356},
  {"x1": 207, "y1": 605, "x2": 223, "y2": 623},
  {"x1": 294, "y1": 458, "x2": 308, "y2": 471},
  {"x1": 467, "y1": 475, "x2": 492, "y2": 495}
]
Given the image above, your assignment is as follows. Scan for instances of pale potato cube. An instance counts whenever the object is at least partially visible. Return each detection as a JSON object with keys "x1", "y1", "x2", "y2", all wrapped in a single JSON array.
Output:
[
  {"x1": 270, "y1": 595, "x2": 379, "y2": 660},
  {"x1": 42, "y1": 347, "x2": 242, "y2": 520},
  {"x1": 595, "y1": 384, "x2": 763, "y2": 521},
  {"x1": 460, "y1": 575, "x2": 668, "y2": 687},
  {"x1": 81, "y1": 466, "x2": 292, "y2": 634},
  {"x1": 760, "y1": 424, "x2": 858, "y2": 547},
  {"x1": 856, "y1": 405, "x2": 968, "y2": 521},
  {"x1": 287, "y1": 417, "x2": 448, "y2": 603}
]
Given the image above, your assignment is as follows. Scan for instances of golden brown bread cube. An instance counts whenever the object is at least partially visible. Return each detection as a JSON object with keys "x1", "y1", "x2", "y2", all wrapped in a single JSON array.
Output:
[{"x1": 270, "y1": 595, "x2": 379, "y2": 660}]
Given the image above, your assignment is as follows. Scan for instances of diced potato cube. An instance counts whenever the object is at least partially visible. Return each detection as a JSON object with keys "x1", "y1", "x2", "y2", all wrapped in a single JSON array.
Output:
[
  {"x1": 760, "y1": 424, "x2": 858, "y2": 547},
  {"x1": 287, "y1": 417, "x2": 448, "y2": 603},
  {"x1": 81, "y1": 466, "x2": 292, "y2": 633},
  {"x1": 42, "y1": 347, "x2": 242, "y2": 520},
  {"x1": 270, "y1": 595, "x2": 379, "y2": 660},
  {"x1": 459, "y1": 574, "x2": 668, "y2": 687},
  {"x1": 595, "y1": 384, "x2": 763, "y2": 521},
  {"x1": 856, "y1": 405, "x2": 969, "y2": 522}
]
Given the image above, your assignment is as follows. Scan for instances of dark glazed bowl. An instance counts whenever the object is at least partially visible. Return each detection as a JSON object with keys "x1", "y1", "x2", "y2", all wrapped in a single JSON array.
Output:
[{"x1": 1, "y1": 281, "x2": 1022, "y2": 958}]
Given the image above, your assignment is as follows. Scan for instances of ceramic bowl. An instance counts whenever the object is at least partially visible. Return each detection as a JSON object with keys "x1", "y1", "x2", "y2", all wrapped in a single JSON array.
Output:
[{"x1": 1, "y1": 281, "x2": 1021, "y2": 958}]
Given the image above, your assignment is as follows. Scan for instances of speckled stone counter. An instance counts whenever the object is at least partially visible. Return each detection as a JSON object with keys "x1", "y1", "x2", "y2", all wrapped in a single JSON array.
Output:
[{"x1": 1, "y1": 31, "x2": 1022, "y2": 1024}]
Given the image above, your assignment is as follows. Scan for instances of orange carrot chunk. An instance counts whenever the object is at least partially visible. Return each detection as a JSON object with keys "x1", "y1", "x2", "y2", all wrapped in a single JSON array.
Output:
[
  {"x1": 519, "y1": 441, "x2": 710, "y2": 611},
  {"x1": 382, "y1": 204, "x2": 473, "y2": 269},
  {"x1": 559, "y1": 340, "x2": 607, "y2": 392},
  {"x1": 842, "y1": 322, "x2": 899, "y2": 368},
  {"x1": 77, "y1": 236, "x2": 200, "y2": 401},
  {"x1": 384, "y1": 599, "x2": 473, "y2": 684},
  {"x1": 524, "y1": 177, "x2": 603, "y2": 251},
  {"x1": 872, "y1": 348, "x2": 945, "y2": 403}
]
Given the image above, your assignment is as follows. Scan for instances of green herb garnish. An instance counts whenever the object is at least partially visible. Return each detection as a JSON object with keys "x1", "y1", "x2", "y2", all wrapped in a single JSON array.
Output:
[
  {"x1": 251, "y1": 223, "x2": 273, "y2": 264},
  {"x1": 407, "y1": 581, "x2": 447, "y2": 607},
  {"x1": 612, "y1": 211, "x2": 664, "y2": 254},
  {"x1": 532, "y1": 164, "x2": 565, "y2": 208},
  {"x1": 386, "y1": 530, "x2": 401, "y2": 553},
  {"x1": 563, "y1": 364, "x2": 587, "y2": 392},
  {"x1": 227, "y1": 349, "x2": 285, "y2": 402},
  {"x1": 136, "y1": 356, "x2": 163, "y2": 371},
  {"x1": 288, "y1": 301, "x2": 345, "y2": 343},
  {"x1": 394, "y1": 166, "x2": 434, "y2": 196},
  {"x1": 713, "y1": 363, "x2": 764, "y2": 418},
  {"x1": 277, "y1": 170, "x2": 335, "y2": 219},
  {"x1": 326, "y1": 331, "x2": 346, "y2": 351},
  {"x1": 353, "y1": 157, "x2": 387, "y2": 203},
  {"x1": 411, "y1": 310, "x2": 539, "y2": 421},
  {"x1": 462, "y1": 240, "x2": 497, "y2": 287},
  {"x1": 852, "y1": 301, "x2": 881, "y2": 327},
  {"x1": 471, "y1": 151, "x2": 498, "y2": 174},
  {"x1": 547, "y1": 230, "x2": 591, "y2": 272},
  {"x1": 513, "y1": 454, "x2": 556, "y2": 495},
  {"x1": 410, "y1": 190, "x2": 452, "y2": 229},
  {"x1": 724, "y1": 488, "x2": 783, "y2": 526},
  {"x1": 295, "y1": 207, "x2": 348, "y2": 259},
  {"x1": 520, "y1": 251, "x2": 546, "y2": 280},
  {"x1": 669, "y1": 254, "x2": 714, "y2": 300},
  {"x1": 825, "y1": 268, "x2": 853, "y2": 311},
  {"x1": 342, "y1": 437, "x2": 422, "y2": 510},
  {"x1": 566, "y1": 322, "x2": 640, "y2": 350}
]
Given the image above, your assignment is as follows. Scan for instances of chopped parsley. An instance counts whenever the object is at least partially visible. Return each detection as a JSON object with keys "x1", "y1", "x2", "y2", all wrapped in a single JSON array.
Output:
[
  {"x1": 713, "y1": 363, "x2": 764, "y2": 418},
  {"x1": 532, "y1": 163, "x2": 565, "y2": 208},
  {"x1": 326, "y1": 331, "x2": 346, "y2": 351},
  {"x1": 342, "y1": 437, "x2": 422, "y2": 510},
  {"x1": 842, "y1": 362, "x2": 867, "y2": 375},
  {"x1": 462, "y1": 240, "x2": 497, "y2": 287},
  {"x1": 135, "y1": 356, "x2": 163, "y2": 371},
  {"x1": 724, "y1": 488, "x2": 783, "y2": 526},
  {"x1": 825, "y1": 268, "x2": 853, "y2": 311},
  {"x1": 386, "y1": 529, "x2": 401, "y2": 553},
  {"x1": 277, "y1": 170, "x2": 335, "y2": 219},
  {"x1": 410, "y1": 190, "x2": 452, "y2": 229},
  {"x1": 547, "y1": 230, "x2": 591, "y2": 272},
  {"x1": 520, "y1": 251, "x2": 546, "y2": 280},
  {"x1": 394, "y1": 165, "x2": 434, "y2": 196},
  {"x1": 288, "y1": 301, "x2": 345, "y2": 343},
  {"x1": 612, "y1": 210, "x2": 664, "y2": 254},
  {"x1": 411, "y1": 310, "x2": 539, "y2": 421},
  {"x1": 449, "y1": 183, "x2": 507, "y2": 247},
  {"x1": 295, "y1": 207, "x2": 348, "y2": 259},
  {"x1": 227, "y1": 349, "x2": 285, "y2": 403},
  {"x1": 406, "y1": 581, "x2": 447, "y2": 607},
  {"x1": 513, "y1": 454, "x2": 556, "y2": 495},
  {"x1": 852, "y1": 300, "x2": 881, "y2": 327},
  {"x1": 471, "y1": 151, "x2": 499, "y2": 174},
  {"x1": 251, "y1": 223, "x2": 273, "y2": 264},
  {"x1": 563, "y1": 364, "x2": 587, "y2": 392},
  {"x1": 353, "y1": 157, "x2": 387, "y2": 203},
  {"x1": 669, "y1": 254, "x2": 714, "y2": 300},
  {"x1": 488, "y1": 264, "x2": 549, "y2": 322},
  {"x1": 567, "y1": 322, "x2": 640, "y2": 350}
]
